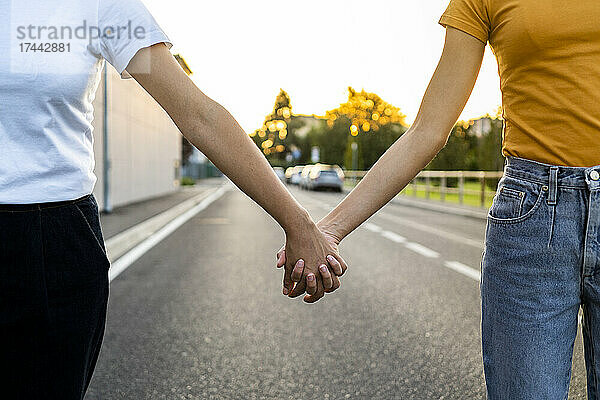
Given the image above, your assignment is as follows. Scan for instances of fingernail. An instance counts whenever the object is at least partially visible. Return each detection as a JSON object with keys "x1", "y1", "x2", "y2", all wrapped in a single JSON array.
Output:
[
  {"x1": 307, "y1": 274, "x2": 315, "y2": 281},
  {"x1": 327, "y1": 255, "x2": 334, "y2": 262},
  {"x1": 298, "y1": 259, "x2": 304, "y2": 266},
  {"x1": 283, "y1": 287, "x2": 289, "y2": 295},
  {"x1": 320, "y1": 265, "x2": 328, "y2": 272}
]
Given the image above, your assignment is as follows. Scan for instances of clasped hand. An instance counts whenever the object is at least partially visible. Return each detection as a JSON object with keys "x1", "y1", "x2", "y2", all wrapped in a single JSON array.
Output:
[{"x1": 276, "y1": 219, "x2": 347, "y2": 303}]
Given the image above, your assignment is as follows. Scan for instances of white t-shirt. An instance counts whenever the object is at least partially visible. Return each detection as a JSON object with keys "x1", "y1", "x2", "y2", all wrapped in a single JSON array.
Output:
[{"x1": 0, "y1": 0, "x2": 172, "y2": 203}]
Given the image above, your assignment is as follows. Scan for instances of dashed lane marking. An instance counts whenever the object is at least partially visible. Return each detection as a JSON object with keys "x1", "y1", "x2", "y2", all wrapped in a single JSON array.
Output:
[
  {"x1": 364, "y1": 222, "x2": 384, "y2": 233},
  {"x1": 404, "y1": 242, "x2": 440, "y2": 259},
  {"x1": 365, "y1": 223, "x2": 480, "y2": 281},
  {"x1": 294, "y1": 190, "x2": 484, "y2": 250},
  {"x1": 378, "y1": 212, "x2": 485, "y2": 250},
  {"x1": 444, "y1": 261, "x2": 481, "y2": 282},
  {"x1": 381, "y1": 230, "x2": 407, "y2": 243}
]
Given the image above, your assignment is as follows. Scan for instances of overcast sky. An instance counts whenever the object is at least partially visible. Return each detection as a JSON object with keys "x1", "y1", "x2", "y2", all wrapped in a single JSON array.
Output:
[{"x1": 141, "y1": 0, "x2": 502, "y2": 132}]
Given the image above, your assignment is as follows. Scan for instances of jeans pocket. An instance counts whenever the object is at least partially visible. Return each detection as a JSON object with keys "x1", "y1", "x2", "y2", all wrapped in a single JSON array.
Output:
[
  {"x1": 73, "y1": 196, "x2": 108, "y2": 260},
  {"x1": 488, "y1": 175, "x2": 547, "y2": 224}
]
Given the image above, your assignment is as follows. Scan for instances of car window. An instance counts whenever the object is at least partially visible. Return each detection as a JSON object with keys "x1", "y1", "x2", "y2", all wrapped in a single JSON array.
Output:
[{"x1": 320, "y1": 170, "x2": 338, "y2": 176}]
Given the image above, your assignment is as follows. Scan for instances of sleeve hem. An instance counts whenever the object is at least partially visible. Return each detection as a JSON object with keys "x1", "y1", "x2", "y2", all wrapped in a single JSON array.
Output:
[
  {"x1": 111, "y1": 31, "x2": 173, "y2": 79},
  {"x1": 438, "y1": 14, "x2": 488, "y2": 44}
]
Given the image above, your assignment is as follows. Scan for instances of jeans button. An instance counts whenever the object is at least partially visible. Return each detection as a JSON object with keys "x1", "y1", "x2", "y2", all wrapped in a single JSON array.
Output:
[{"x1": 591, "y1": 170, "x2": 600, "y2": 181}]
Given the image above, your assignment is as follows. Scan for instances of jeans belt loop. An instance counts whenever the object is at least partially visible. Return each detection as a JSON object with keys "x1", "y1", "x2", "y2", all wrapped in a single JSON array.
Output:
[{"x1": 547, "y1": 166, "x2": 559, "y2": 205}]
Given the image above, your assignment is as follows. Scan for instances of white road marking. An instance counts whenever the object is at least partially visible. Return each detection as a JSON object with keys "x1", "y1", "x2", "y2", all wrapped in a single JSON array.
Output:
[
  {"x1": 378, "y1": 212, "x2": 485, "y2": 250},
  {"x1": 297, "y1": 194, "x2": 484, "y2": 250},
  {"x1": 371, "y1": 226, "x2": 480, "y2": 282},
  {"x1": 404, "y1": 242, "x2": 439, "y2": 258},
  {"x1": 381, "y1": 230, "x2": 407, "y2": 243},
  {"x1": 444, "y1": 261, "x2": 481, "y2": 282},
  {"x1": 293, "y1": 188, "x2": 484, "y2": 282},
  {"x1": 363, "y1": 223, "x2": 383, "y2": 233},
  {"x1": 108, "y1": 186, "x2": 229, "y2": 282},
  {"x1": 105, "y1": 189, "x2": 224, "y2": 261}
]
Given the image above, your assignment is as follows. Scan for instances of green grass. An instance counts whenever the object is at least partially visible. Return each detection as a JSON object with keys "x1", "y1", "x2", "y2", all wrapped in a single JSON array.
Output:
[
  {"x1": 180, "y1": 177, "x2": 196, "y2": 186},
  {"x1": 398, "y1": 187, "x2": 495, "y2": 208},
  {"x1": 345, "y1": 180, "x2": 495, "y2": 209}
]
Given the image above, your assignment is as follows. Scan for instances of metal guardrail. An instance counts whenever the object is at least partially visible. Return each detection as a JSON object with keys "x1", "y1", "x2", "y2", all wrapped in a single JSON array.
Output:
[{"x1": 344, "y1": 170, "x2": 505, "y2": 208}]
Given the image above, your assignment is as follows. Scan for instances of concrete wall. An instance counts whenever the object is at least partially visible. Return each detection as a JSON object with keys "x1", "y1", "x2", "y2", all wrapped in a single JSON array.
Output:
[{"x1": 92, "y1": 63, "x2": 182, "y2": 211}]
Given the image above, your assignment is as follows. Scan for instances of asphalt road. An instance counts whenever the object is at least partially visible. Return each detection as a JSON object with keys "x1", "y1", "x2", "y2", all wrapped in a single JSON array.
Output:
[{"x1": 85, "y1": 184, "x2": 589, "y2": 399}]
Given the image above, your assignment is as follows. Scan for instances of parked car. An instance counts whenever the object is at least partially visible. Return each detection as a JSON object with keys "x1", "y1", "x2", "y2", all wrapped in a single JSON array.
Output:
[
  {"x1": 290, "y1": 165, "x2": 305, "y2": 185},
  {"x1": 285, "y1": 167, "x2": 296, "y2": 183},
  {"x1": 273, "y1": 167, "x2": 286, "y2": 184},
  {"x1": 306, "y1": 164, "x2": 345, "y2": 192},
  {"x1": 300, "y1": 165, "x2": 315, "y2": 189}
]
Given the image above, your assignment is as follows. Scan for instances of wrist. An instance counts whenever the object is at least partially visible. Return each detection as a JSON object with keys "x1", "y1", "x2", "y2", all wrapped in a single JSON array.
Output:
[
  {"x1": 282, "y1": 206, "x2": 315, "y2": 236},
  {"x1": 317, "y1": 216, "x2": 345, "y2": 244}
]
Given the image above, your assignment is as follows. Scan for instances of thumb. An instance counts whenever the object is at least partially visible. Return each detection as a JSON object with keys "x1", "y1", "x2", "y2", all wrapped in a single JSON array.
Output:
[{"x1": 276, "y1": 249, "x2": 286, "y2": 268}]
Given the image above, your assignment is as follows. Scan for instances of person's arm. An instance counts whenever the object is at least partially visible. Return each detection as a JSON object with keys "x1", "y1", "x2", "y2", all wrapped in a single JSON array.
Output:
[
  {"x1": 124, "y1": 43, "x2": 346, "y2": 302},
  {"x1": 321, "y1": 27, "x2": 486, "y2": 240},
  {"x1": 279, "y1": 26, "x2": 486, "y2": 294}
]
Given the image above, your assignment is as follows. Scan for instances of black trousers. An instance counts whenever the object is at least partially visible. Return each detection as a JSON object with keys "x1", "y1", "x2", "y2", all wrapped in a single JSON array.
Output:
[{"x1": 0, "y1": 194, "x2": 110, "y2": 400}]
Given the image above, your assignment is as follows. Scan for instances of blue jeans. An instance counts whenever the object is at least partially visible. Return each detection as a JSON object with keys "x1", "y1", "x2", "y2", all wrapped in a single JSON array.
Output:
[
  {"x1": 0, "y1": 194, "x2": 109, "y2": 399},
  {"x1": 482, "y1": 156, "x2": 600, "y2": 399}
]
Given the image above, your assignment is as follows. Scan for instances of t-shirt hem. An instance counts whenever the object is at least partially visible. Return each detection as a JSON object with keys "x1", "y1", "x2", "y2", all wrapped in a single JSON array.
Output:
[
  {"x1": 438, "y1": 14, "x2": 488, "y2": 45},
  {"x1": 0, "y1": 189, "x2": 95, "y2": 205}
]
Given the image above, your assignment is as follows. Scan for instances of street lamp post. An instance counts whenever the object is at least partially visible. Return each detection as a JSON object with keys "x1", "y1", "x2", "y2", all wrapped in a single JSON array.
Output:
[
  {"x1": 102, "y1": 61, "x2": 112, "y2": 213},
  {"x1": 351, "y1": 141, "x2": 358, "y2": 186}
]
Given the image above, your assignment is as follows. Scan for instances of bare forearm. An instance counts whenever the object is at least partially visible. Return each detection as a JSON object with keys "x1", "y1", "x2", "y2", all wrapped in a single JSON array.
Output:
[
  {"x1": 127, "y1": 44, "x2": 312, "y2": 234},
  {"x1": 318, "y1": 126, "x2": 447, "y2": 241},
  {"x1": 316, "y1": 22, "x2": 488, "y2": 240},
  {"x1": 178, "y1": 100, "x2": 311, "y2": 232}
]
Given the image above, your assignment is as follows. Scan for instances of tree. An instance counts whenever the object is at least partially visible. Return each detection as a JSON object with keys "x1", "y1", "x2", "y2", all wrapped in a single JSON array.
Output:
[
  {"x1": 427, "y1": 123, "x2": 476, "y2": 171},
  {"x1": 429, "y1": 115, "x2": 504, "y2": 172},
  {"x1": 325, "y1": 87, "x2": 406, "y2": 133},
  {"x1": 249, "y1": 87, "x2": 504, "y2": 174},
  {"x1": 475, "y1": 115, "x2": 504, "y2": 172},
  {"x1": 249, "y1": 89, "x2": 293, "y2": 164},
  {"x1": 426, "y1": 114, "x2": 505, "y2": 188},
  {"x1": 323, "y1": 87, "x2": 408, "y2": 169}
]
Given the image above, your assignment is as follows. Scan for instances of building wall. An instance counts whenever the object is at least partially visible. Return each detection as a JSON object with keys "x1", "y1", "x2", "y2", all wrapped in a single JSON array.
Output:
[{"x1": 92, "y1": 63, "x2": 182, "y2": 211}]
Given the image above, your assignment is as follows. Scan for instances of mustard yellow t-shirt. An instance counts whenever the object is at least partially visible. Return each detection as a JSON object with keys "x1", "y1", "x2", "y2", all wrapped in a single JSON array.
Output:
[{"x1": 439, "y1": 0, "x2": 600, "y2": 167}]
